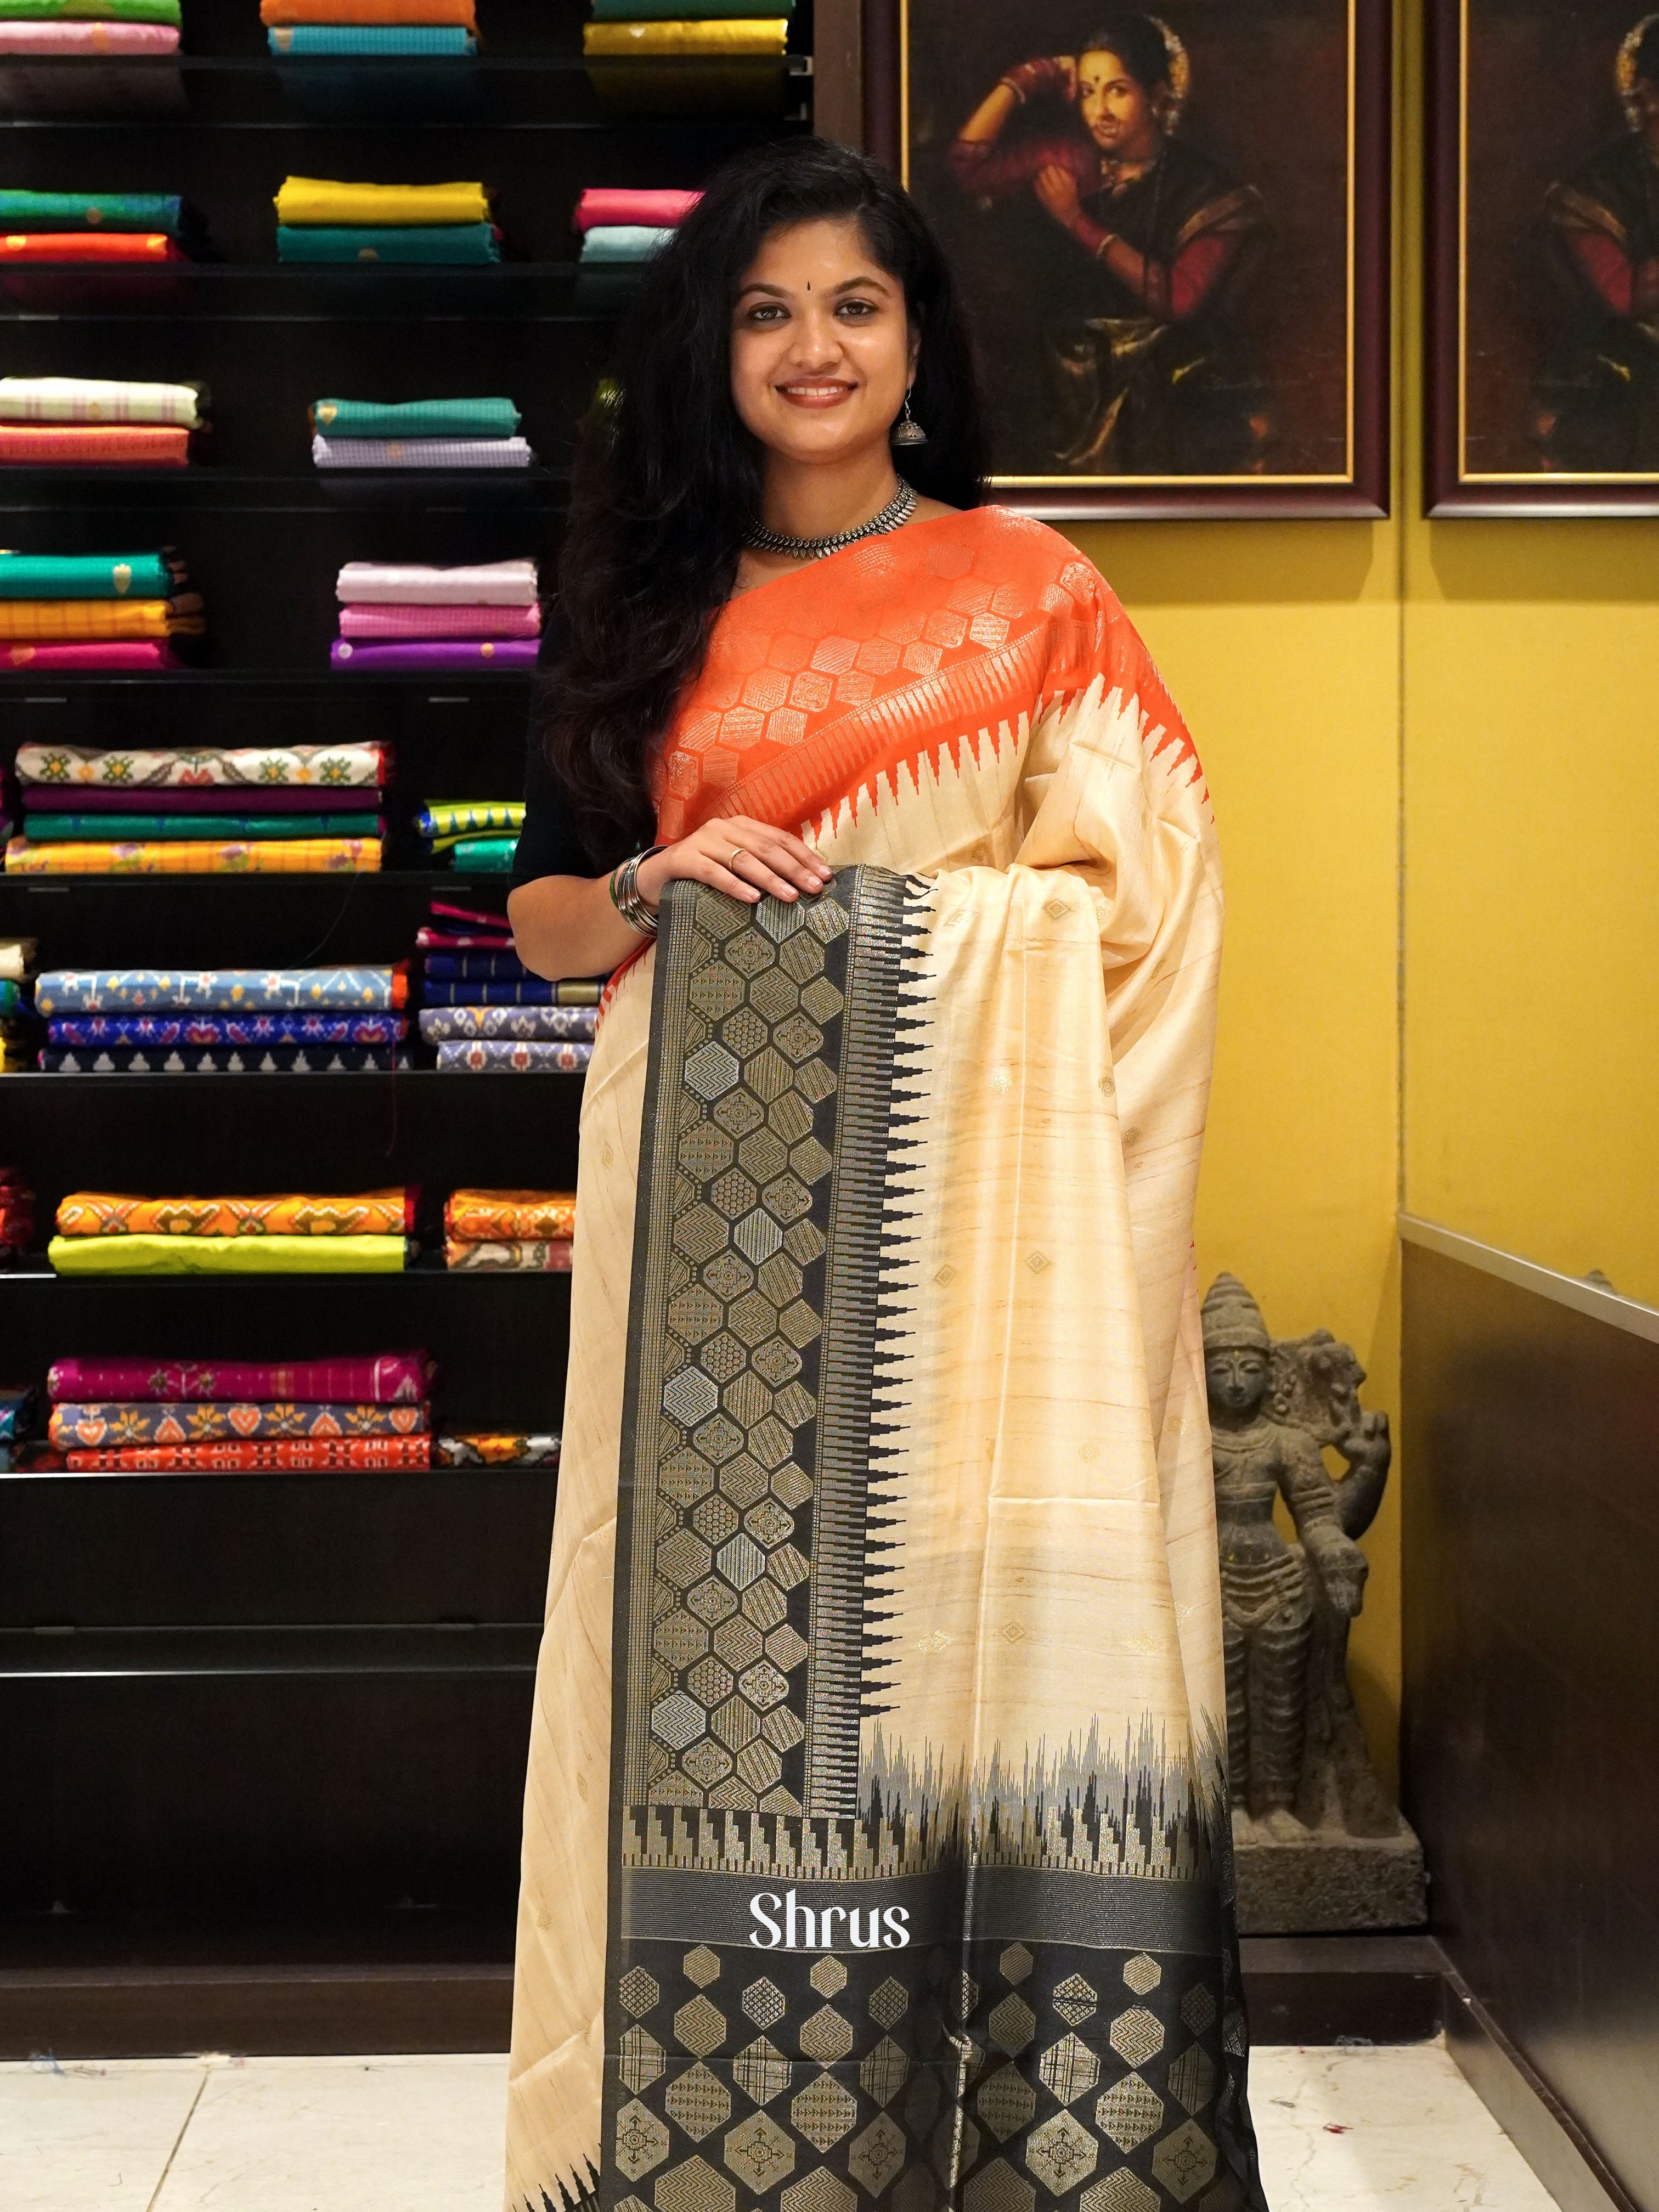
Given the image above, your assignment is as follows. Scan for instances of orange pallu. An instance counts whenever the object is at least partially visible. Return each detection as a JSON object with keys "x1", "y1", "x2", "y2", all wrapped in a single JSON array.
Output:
[
  {"x1": 57, "y1": 1188, "x2": 413, "y2": 1237},
  {"x1": 505, "y1": 507, "x2": 1266, "y2": 2212},
  {"x1": 444, "y1": 1188, "x2": 576, "y2": 1243}
]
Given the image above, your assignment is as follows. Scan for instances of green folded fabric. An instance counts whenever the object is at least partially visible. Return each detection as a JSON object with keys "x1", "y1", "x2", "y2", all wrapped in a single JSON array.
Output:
[
  {"x1": 0, "y1": 552, "x2": 177, "y2": 600},
  {"x1": 49, "y1": 1233, "x2": 407, "y2": 1276},
  {"x1": 0, "y1": 191, "x2": 182, "y2": 235},
  {"x1": 450, "y1": 834, "x2": 519, "y2": 869},
  {"x1": 25, "y1": 814, "x2": 382, "y2": 841},
  {"x1": 276, "y1": 224, "x2": 499, "y2": 266},
  {"x1": 0, "y1": 0, "x2": 182, "y2": 20},
  {"x1": 0, "y1": 979, "x2": 26, "y2": 1015},
  {"x1": 310, "y1": 396, "x2": 520, "y2": 439},
  {"x1": 590, "y1": 0, "x2": 792, "y2": 14}
]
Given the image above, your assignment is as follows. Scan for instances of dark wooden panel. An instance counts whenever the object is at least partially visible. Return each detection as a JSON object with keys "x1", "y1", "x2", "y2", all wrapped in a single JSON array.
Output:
[{"x1": 1402, "y1": 1244, "x2": 1659, "y2": 2208}]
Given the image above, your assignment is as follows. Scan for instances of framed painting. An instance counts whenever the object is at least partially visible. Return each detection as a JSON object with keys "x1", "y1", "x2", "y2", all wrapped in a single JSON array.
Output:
[
  {"x1": 865, "y1": 0, "x2": 1391, "y2": 518},
  {"x1": 1429, "y1": 0, "x2": 1659, "y2": 515}
]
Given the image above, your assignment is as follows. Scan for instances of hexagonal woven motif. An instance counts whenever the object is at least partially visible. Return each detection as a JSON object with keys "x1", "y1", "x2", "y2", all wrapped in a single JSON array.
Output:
[
  {"x1": 1150, "y1": 2119, "x2": 1217, "y2": 2204},
  {"x1": 976, "y1": 2063, "x2": 1037, "y2": 2143},
  {"x1": 868, "y1": 1976, "x2": 910, "y2": 2028},
  {"x1": 655, "y1": 2152, "x2": 737, "y2": 2212},
  {"x1": 620, "y1": 1967, "x2": 662, "y2": 2019},
  {"x1": 791, "y1": 2072, "x2": 859, "y2": 2152},
  {"x1": 809, "y1": 1955, "x2": 849, "y2": 1996},
  {"x1": 963, "y1": 2154, "x2": 1035, "y2": 2212},
  {"x1": 848, "y1": 2111, "x2": 908, "y2": 2196},
  {"x1": 742, "y1": 1978, "x2": 787, "y2": 2030},
  {"x1": 1121, "y1": 1954, "x2": 1162, "y2": 1996},
  {"x1": 1036, "y1": 2032, "x2": 1100, "y2": 2106},
  {"x1": 733, "y1": 2035, "x2": 791, "y2": 2105},
  {"x1": 1050, "y1": 1973, "x2": 1098, "y2": 2027},
  {"x1": 724, "y1": 2111, "x2": 796, "y2": 2192},
  {"x1": 712, "y1": 1615, "x2": 764, "y2": 1670},
  {"x1": 652, "y1": 1691, "x2": 707, "y2": 1751},
  {"x1": 674, "y1": 1995, "x2": 727, "y2": 2057},
  {"x1": 1095, "y1": 2072, "x2": 1163, "y2": 2153},
  {"x1": 1108, "y1": 2007, "x2": 1165, "y2": 2068},
  {"x1": 1080, "y1": 2171, "x2": 1158, "y2": 2212},
  {"x1": 859, "y1": 2034, "x2": 909, "y2": 2107},
  {"x1": 620, "y1": 2026, "x2": 666, "y2": 2094},
  {"x1": 998, "y1": 1945, "x2": 1033, "y2": 1987},
  {"x1": 654, "y1": 1610, "x2": 709, "y2": 1670},
  {"x1": 665, "y1": 2062, "x2": 733, "y2": 2142},
  {"x1": 798, "y1": 2004, "x2": 854, "y2": 2064},
  {"x1": 781, "y1": 2169, "x2": 856, "y2": 2212},
  {"x1": 1025, "y1": 2109, "x2": 1099, "y2": 2194},
  {"x1": 1180, "y1": 1985, "x2": 1217, "y2": 2038},
  {"x1": 616, "y1": 2099, "x2": 671, "y2": 2182},
  {"x1": 1167, "y1": 2045, "x2": 1216, "y2": 2117},
  {"x1": 988, "y1": 1993, "x2": 1036, "y2": 2056}
]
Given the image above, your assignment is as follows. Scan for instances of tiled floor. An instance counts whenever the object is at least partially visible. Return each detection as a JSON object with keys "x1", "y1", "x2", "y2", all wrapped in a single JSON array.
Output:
[{"x1": 0, "y1": 2039, "x2": 1561, "y2": 2212}]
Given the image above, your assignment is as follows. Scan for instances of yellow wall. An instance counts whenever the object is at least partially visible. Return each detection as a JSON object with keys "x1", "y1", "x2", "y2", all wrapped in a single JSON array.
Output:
[{"x1": 1048, "y1": 2, "x2": 1658, "y2": 1795}]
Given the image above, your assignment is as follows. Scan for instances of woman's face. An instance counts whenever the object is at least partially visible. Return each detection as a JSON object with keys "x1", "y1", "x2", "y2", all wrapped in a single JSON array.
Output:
[
  {"x1": 1077, "y1": 47, "x2": 1164, "y2": 160},
  {"x1": 730, "y1": 216, "x2": 915, "y2": 467}
]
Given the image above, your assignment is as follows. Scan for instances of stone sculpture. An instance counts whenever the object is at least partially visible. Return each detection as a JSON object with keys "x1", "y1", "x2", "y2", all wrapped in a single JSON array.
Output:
[{"x1": 1202, "y1": 1272, "x2": 1426, "y2": 1931}]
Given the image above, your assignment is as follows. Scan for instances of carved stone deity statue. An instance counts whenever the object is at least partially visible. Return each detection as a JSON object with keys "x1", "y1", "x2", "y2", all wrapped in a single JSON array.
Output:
[{"x1": 1203, "y1": 1273, "x2": 1426, "y2": 1931}]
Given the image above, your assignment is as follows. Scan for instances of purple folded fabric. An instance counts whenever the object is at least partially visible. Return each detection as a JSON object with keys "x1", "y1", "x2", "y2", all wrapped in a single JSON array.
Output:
[
  {"x1": 330, "y1": 639, "x2": 539, "y2": 673},
  {"x1": 24, "y1": 785, "x2": 386, "y2": 816},
  {"x1": 46, "y1": 1352, "x2": 436, "y2": 1406},
  {"x1": 49, "y1": 1015, "x2": 407, "y2": 1047}
]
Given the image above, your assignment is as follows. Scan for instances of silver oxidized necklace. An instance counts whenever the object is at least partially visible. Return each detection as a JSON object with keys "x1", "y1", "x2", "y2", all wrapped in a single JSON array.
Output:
[{"x1": 744, "y1": 479, "x2": 917, "y2": 561}]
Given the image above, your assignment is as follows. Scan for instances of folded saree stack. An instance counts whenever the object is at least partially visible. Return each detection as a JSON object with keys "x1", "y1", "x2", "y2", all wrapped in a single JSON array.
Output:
[
  {"x1": 414, "y1": 899, "x2": 598, "y2": 1069},
  {"x1": 0, "y1": 549, "x2": 198, "y2": 675},
  {"x1": 0, "y1": 941, "x2": 38, "y2": 1069},
  {"x1": 33, "y1": 964, "x2": 409, "y2": 1071},
  {"x1": 0, "y1": 377, "x2": 206, "y2": 468},
  {"x1": 49, "y1": 1187, "x2": 416, "y2": 1274},
  {"x1": 0, "y1": 189, "x2": 195, "y2": 262},
  {"x1": 573, "y1": 185, "x2": 699, "y2": 265},
  {"x1": 331, "y1": 557, "x2": 540, "y2": 672},
  {"x1": 264, "y1": 0, "x2": 477, "y2": 59},
  {"x1": 275, "y1": 175, "x2": 498, "y2": 264},
  {"x1": 0, "y1": 0, "x2": 182, "y2": 58},
  {"x1": 46, "y1": 1346, "x2": 435, "y2": 1471},
  {"x1": 309, "y1": 394, "x2": 532, "y2": 471},
  {"x1": 7, "y1": 741, "x2": 387, "y2": 876},
  {"x1": 417, "y1": 800, "x2": 523, "y2": 870},
  {"x1": 444, "y1": 1187, "x2": 575, "y2": 1272}
]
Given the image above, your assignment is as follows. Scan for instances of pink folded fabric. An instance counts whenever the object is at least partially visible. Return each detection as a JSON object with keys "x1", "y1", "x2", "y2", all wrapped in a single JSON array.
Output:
[
  {"x1": 0, "y1": 22, "x2": 182, "y2": 53},
  {"x1": 574, "y1": 188, "x2": 701, "y2": 233},
  {"x1": 338, "y1": 602, "x2": 542, "y2": 642},
  {"x1": 330, "y1": 639, "x2": 538, "y2": 672},
  {"x1": 2, "y1": 641, "x2": 179, "y2": 672},
  {"x1": 24, "y1": 785, "x2": 383, "y2": 815},
  {"x1": 47, "y1": 1352, "x2": 435, "y2": 1406}
]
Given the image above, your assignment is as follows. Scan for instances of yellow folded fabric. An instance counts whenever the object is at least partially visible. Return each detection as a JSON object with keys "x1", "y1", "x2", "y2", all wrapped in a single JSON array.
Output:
[
  {"x1": 583, "y1": 18, "x2": 787, "y2": 51},
  {"x1": 274, "y1": 178, "x2": 490, "y2": 228},
  {"x1": 262, "y1": 0, "x2": 474, "y2": 23},
  {"x1": 0, "y1": 596, "x2": 202, "y2": 641}
]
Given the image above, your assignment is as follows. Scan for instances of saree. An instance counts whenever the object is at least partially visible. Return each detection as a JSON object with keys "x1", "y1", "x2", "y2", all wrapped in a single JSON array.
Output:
[
  {"x1": 48, "y1": 1232, "x2": 408, "y2": 1274},
  {"x1": 0, "y1": 376, "x2": 202, "y2": 425},
  {"x1": 447, "y1": 1190, "x2": 578, "y2": 1243},
  {"x1": 55, "y1": 1186, "x2": 412, "y2": 1237},
  {"x1": 5, "y1": 838, "x2": 381, "y2": 875},
  {"x1": 312, "y1": 396, "x2": 521, "y2": 438},
  {"x1": 14, "y1": 740, "x2": 385, "y2": 787},
  {"x1": 49, "y1": 1401, "x2": 428, "y2": 1447},
  {"x1": 505, "y1": 509, "x2": 1263, "y2": 2212},
  {"x1": 35, "y1": 968, "x2": 405, "y2": 1013},
  {"x1": 63, "y1": 1437, "x2": 431, "y2": 1473},
  {"x1": 274, "y1": 177, "x2": 490, "y2": 227},
  {"x1": 47, "y1": 1351, "x2": 435, "y2": 1403}
]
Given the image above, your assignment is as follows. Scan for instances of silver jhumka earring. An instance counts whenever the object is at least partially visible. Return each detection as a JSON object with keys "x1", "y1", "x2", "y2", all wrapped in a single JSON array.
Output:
[{"x1": 891, "y1": 387, "x2": 927, "y2": 447}]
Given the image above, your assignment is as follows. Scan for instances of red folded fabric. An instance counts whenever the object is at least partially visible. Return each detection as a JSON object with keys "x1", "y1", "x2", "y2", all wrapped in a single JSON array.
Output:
[
  {"x1": 574, "y1": 188, "x2": 701, "y2": 233},
  {"x1": 65, "y1": 1436, "x2": 433, "y2": 1472},
  {"x1": 0, "y1": 425, "x2": 190, "y2": 466},
  {"x1": 0, "y1": 234, "x2": 185, "y2": 264},
  {"x1": 2, "y1": 643, "x2": 179, "y2": 671}
]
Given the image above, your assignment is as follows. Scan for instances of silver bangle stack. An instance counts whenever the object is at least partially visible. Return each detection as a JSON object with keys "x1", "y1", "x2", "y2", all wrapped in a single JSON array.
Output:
[{"x1": 609, "y1": 845, "x2": 663, "y2": 938}]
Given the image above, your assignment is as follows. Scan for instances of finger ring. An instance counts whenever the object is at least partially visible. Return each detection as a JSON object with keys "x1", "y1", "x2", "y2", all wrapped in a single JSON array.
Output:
[{"x1": 728, "y1": 847, "x2": 745, "y2": 871}]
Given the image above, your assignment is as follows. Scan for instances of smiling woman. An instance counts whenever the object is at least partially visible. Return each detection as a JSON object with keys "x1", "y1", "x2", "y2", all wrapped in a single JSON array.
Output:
[{"x1": 503, "y1": 138, "x2": 1269, "y2": 2212}]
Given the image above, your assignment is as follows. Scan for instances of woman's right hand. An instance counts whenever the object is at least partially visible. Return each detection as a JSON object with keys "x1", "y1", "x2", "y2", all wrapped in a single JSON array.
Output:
[
  {"x1": 635, "y1": 815, "x2": 833, "y2": 911},
  {"x1": 1004, "y1": 53, "x2": 1076, "y2": 103}
]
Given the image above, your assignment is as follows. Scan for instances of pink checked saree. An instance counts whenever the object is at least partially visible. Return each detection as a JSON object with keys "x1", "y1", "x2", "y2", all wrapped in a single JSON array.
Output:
[{"x1": 506, "y1": 507, "x2": 1264, "y2": 2212}]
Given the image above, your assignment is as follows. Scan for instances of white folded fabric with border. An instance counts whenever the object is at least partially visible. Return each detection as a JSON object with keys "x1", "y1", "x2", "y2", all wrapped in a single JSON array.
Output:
[
  {"x1": 335, "y1": 559, "x2": 539, "y2": 605},
  {"x1": 313, "y1": 434, "x2": 533, "y2": 471}
]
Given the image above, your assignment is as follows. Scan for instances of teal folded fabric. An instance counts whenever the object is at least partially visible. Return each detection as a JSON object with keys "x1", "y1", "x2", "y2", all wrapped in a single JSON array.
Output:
[
  {"x1": 269, "y1": 26, "x2": 477, "y2": 55},
  {"x1": 450, "y1": 834, "x2": 519, "y2": 869},
  {"x1": 310, "y1": 397, "x2": 520, "y2": 439},
  {"x1": 24, "y1": 814, "x2": 382, "y2": 841},
  {"x1": 0, "y1": 552, "x2": 177, "y2": 599},
  {"x1": 0, "y1": 191, "x2": 181, "y2": 234},
  {"x1": 0, "y1": 979, "x2": 26, "y2": 1015},
  {"x1": 277, "y1": 224, "x2": 500, "y2": 266},
  {"x1": 579, "y1": 225, "x2": 675, "y2": 262},
  {"x1": 590, "y1": 0, "x2": 791, "y2": 14}
]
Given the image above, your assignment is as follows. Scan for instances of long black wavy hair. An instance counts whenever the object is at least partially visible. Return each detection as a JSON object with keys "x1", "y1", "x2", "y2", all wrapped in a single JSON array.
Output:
[{"x1": 533, "y1": 137, "x2": 988, "y2": 861}]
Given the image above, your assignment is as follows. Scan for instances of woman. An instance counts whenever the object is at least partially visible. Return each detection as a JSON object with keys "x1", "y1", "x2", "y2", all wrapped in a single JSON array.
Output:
[
  {"x1": 949, "y1": 12, "x2": 1268, "y2": 473},
  {"x1": 505, "y1": 137, "x2": 1267, "y2": 2212},
  {"x1": 1539, "y1": 13, "x2": 1659, "y2": 470}
]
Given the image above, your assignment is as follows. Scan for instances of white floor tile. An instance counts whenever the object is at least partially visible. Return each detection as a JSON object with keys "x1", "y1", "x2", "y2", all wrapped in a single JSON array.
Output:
[
  {"x1": 1252, "y1": 2039, "x2": 1564, "y2": 2209},
  {"x1": 0, "y1": 2055, "x2": 210, "y2": 2212},
  {"x1": 150, "y1": 2052, "x2": 507, "y2": 2212}
]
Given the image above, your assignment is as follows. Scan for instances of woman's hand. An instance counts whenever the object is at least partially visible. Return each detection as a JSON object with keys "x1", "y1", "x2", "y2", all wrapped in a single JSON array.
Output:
[
  {"x1": 636, "y1": 816, "x2": 833, "y2": 910},
  {"x1": 1002, "y1": 54, "x2": 1076, "y2": 105},
  {"x1": 1034, "y1": 165, "x2": 1083, "y2": 225}
]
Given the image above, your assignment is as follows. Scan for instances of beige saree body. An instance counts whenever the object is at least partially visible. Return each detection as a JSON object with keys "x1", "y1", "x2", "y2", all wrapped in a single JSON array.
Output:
[{"x1": 507, "y1": 507, "x2": 1267, "y2": 2212}]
